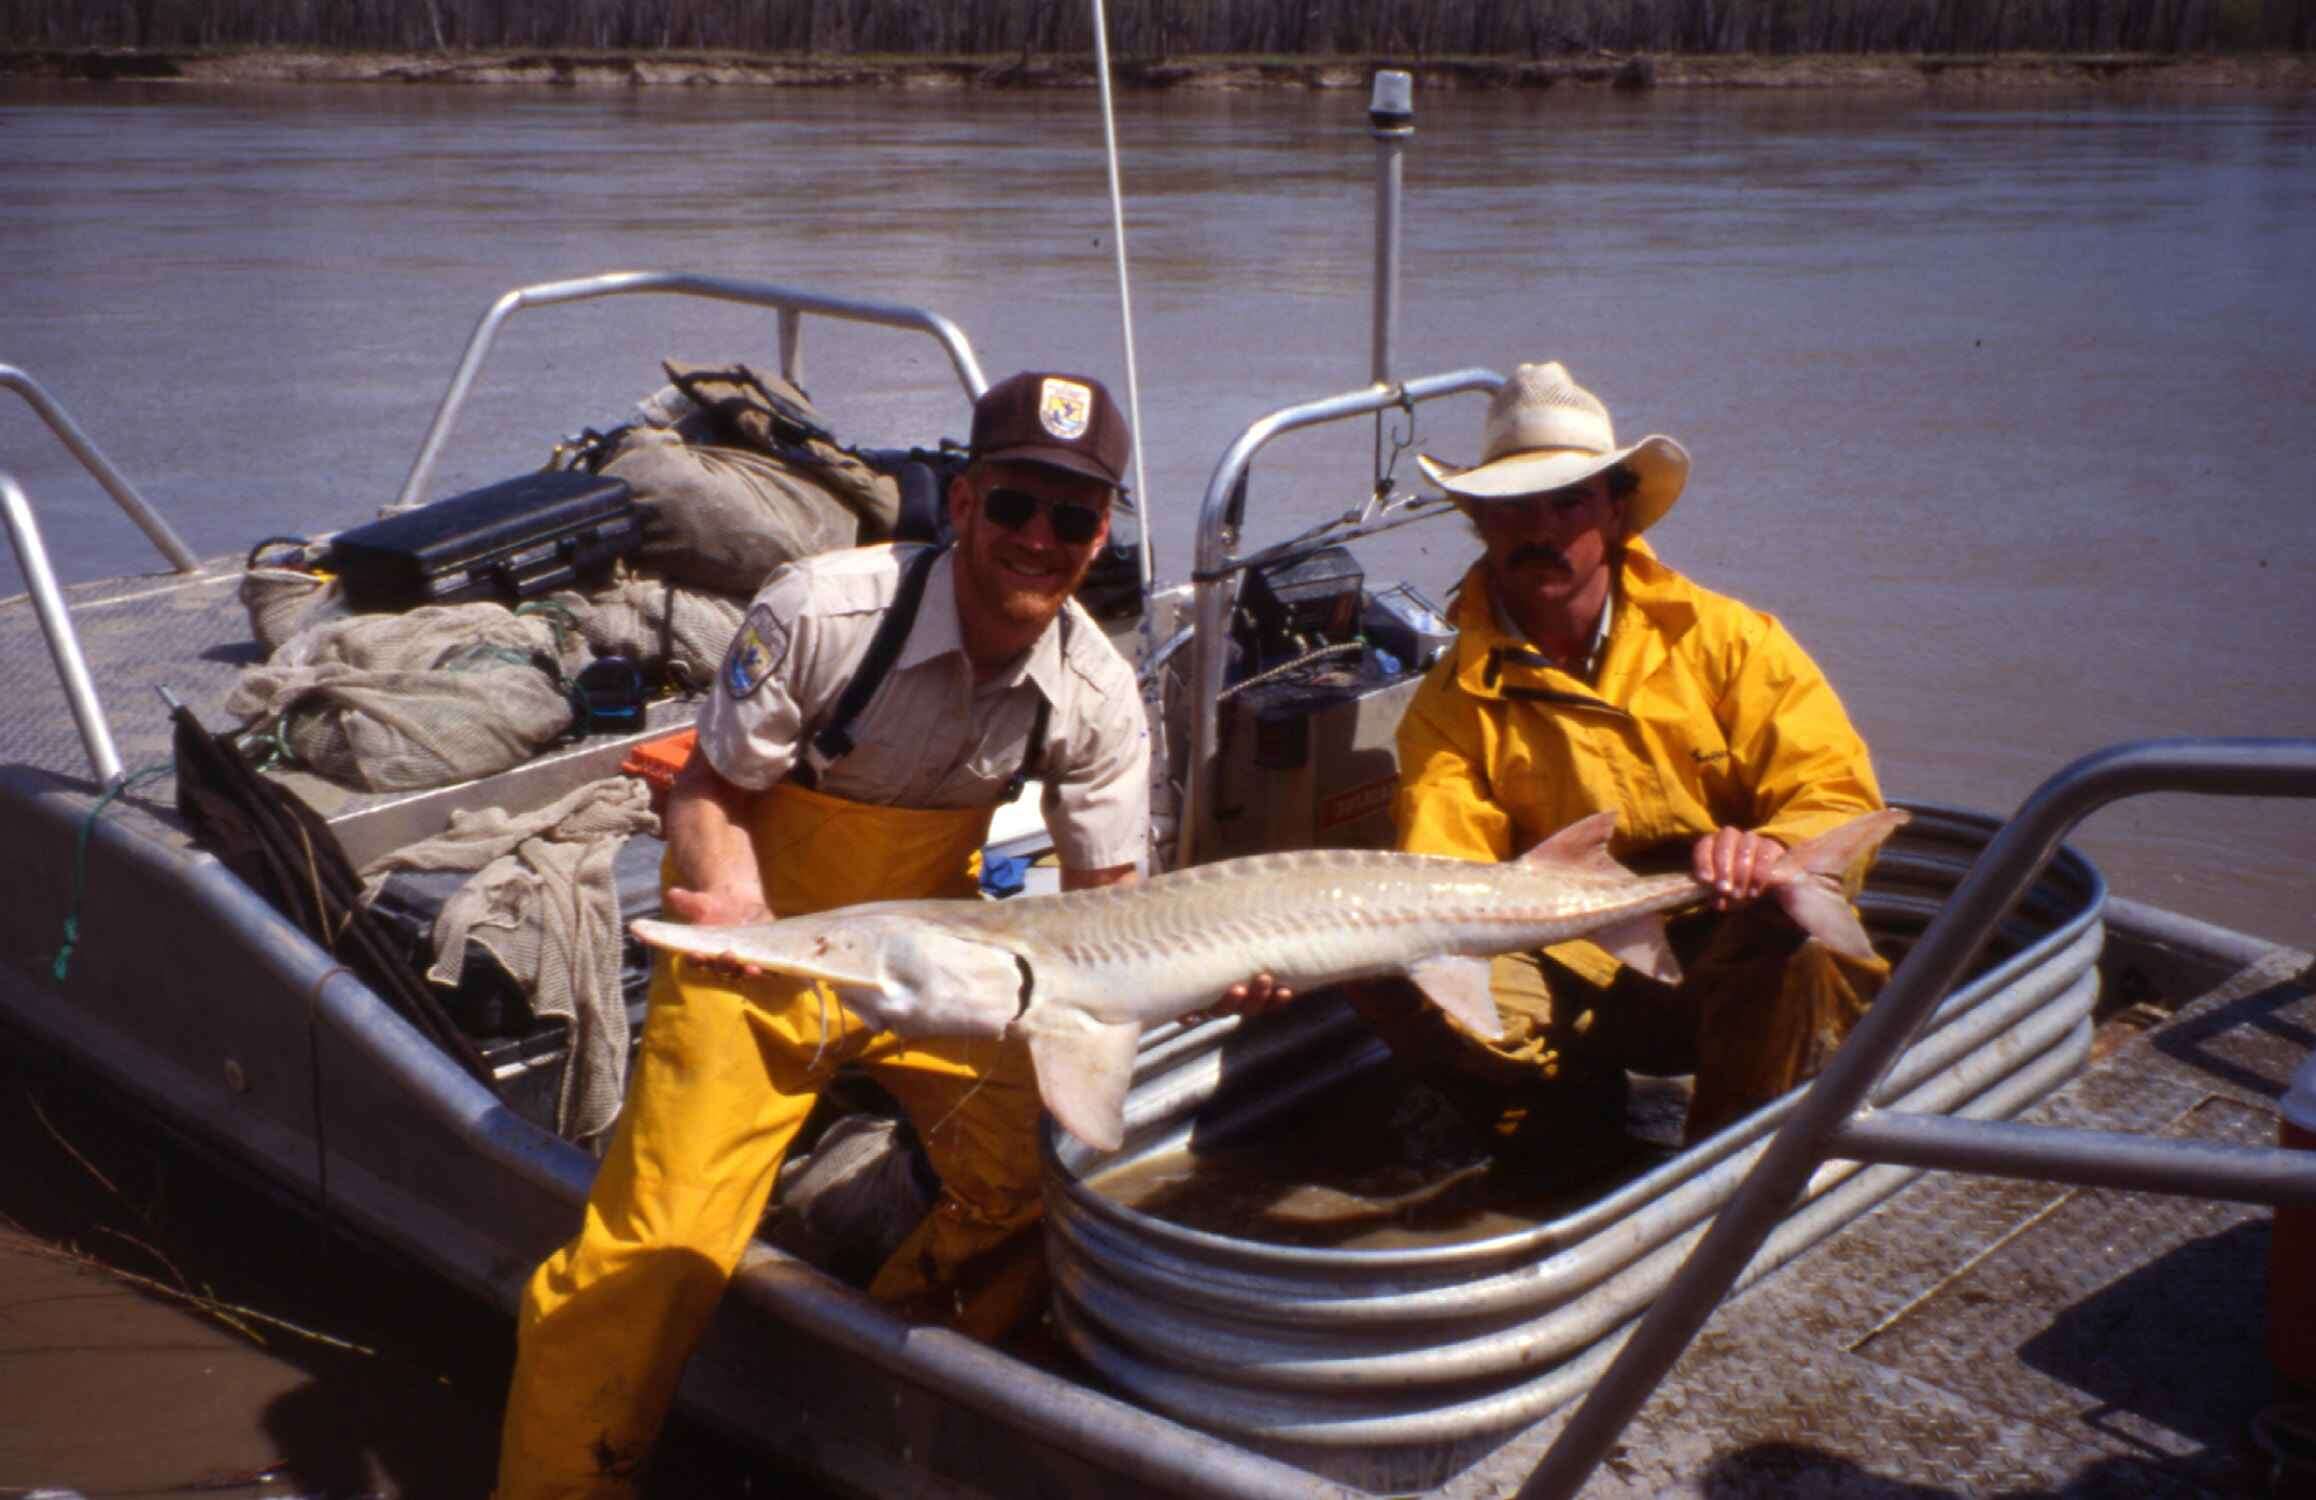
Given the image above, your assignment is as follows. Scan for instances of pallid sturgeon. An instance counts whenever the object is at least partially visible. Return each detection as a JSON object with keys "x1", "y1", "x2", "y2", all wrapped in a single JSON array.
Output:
[{"x1": 631, "y1": 807, "x2": 1907, "y2": 1152}]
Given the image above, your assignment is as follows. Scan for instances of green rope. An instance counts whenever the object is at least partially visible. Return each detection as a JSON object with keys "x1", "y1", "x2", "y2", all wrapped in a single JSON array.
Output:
[
  {"x1": 514, "y1": 597, "x2": 581, "y2": 654},
  {"x1": 54, "y1": 761, "x2": 174, "y2": 982},
  {"x1": 441, "y1": 642, "x2": 547, "y2": 675},
  {"x1": 236, "y1": 718, "x2": 292, "y2": 772}
]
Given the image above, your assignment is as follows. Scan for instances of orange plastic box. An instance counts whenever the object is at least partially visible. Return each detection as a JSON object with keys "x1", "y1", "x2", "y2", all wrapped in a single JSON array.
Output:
[{"x1": 621, "y1": 728, "x2": 697, "y2": 817}]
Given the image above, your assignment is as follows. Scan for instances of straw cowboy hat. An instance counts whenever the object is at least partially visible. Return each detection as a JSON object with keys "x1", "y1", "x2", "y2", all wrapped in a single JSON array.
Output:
[{"x1": 1417, "y1": 361, "x2": 1691, "y2": 536}]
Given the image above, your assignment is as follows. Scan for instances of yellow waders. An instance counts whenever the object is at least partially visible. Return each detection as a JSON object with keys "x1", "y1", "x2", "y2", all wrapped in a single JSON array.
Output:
[
  {"x1": 496, "y1": 779, "x2": 1047, "y2": 1500},
  {"x1": 1347, "y1": 901, "x2": 1889, "y2": 1149}
]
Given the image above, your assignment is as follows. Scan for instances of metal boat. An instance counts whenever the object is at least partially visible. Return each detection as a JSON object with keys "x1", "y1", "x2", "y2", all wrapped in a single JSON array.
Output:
[{"x1": 4, "y1": 75, "x2": 2313, "y2": 1499}]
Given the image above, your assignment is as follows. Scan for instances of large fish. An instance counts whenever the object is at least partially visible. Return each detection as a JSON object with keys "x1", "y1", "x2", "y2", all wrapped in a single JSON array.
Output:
[{"x1": 631, "y1": 807, "x2": 1907, "y2": 1152}]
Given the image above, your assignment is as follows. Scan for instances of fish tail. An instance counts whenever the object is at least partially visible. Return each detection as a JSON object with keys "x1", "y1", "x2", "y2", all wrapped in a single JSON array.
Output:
[{"x1": 1771, "y1": 808, "x2": 1910, "y2": 962}]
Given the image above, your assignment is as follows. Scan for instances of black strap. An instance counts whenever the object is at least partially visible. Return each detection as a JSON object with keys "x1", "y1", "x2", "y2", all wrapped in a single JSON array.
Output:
[
  {"x1": 789, "y1": 543, "x2": 1059, "y2": 804},
  {"x1": 245, "y1": 534, "x2": 316, "y2": 571},
  {"x1": 790, "y1": 543, "x2": 947, "y2": 790},
  {"x1": 1001, "y1": 696, "x2": 1053, "y2": 803},
  {"x1": 662, "y1": 360, "x2": 834, "y2": 451},
  {"x1": 1000, "y1": 604, "x2": 1071, "y2": 801}
]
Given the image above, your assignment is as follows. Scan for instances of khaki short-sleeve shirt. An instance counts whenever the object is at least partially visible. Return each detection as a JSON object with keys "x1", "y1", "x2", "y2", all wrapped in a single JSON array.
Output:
[{"x1": 698, "y1": 544, "x2": 1149, "y2": 873}]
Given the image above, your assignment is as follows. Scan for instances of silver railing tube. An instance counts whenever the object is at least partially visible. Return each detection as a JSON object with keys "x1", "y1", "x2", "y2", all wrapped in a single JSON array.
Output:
[
  {"x1": 1177, "y1": 367, "x2": 1502, "y2": 869},
  {"x1": 393, "y1": 272, "x2": 990, "y2": 512},
  {"x1": 1, "y1": 364, "x2": 200, "y2": 573},
  {"x1": 1520, "y1": 735, "x2": 2316, "y2": 1499},
  {"x1": 1368, "y1": 70, "x2": 1413, "y2": 482},
  {"x1": 1829, "y1": 1111, "x2": 2316, "y2": 1203},
  {"x1": 2, "y1": 473, "x2": 124, "y2": 785}
]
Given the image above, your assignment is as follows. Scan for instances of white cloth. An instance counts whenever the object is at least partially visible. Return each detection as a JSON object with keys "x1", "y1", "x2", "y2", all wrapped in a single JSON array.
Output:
[
  {"x1": 362, "y1": 777, "x2": 660, "y2": 1143},
  {"x1": 697, "y1": 544, "x2": 1149, "y2": 873}
]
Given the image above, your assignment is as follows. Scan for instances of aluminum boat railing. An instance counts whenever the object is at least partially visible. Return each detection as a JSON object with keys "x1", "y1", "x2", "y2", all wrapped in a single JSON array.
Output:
[
  {"x1": 2, "y1": 364, "x2": 200, "y2": 575},
  {"x1": 3, "y1": 275, "x2": 989, "y2": 790},
  {"x1": 1, "y1": 472, "x2": 125, "y2": 785},
  {"x1": 393, "y1": 271, "x2": 990, "y2": 512},
  {"x1": 1520, "y1": 736, "x2": 2316, "y2": 1498},
  {"x1": 3, "y1": 366, "x2": 206, "y2": 786},
  {"x1": 1176, "y1": 368, "x2": 1503, "y2": 868}
]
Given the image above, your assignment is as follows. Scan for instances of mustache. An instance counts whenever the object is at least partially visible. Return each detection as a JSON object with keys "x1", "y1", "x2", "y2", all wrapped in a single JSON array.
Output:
[{"x1": 1507, "y1": 544, "x2": 1570, "y2": 571}]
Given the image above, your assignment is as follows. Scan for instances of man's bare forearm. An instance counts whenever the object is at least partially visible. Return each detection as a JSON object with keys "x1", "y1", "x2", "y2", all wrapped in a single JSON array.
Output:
[{"x1": 663, "y1": 754, "x2": 771, "y2": 925}]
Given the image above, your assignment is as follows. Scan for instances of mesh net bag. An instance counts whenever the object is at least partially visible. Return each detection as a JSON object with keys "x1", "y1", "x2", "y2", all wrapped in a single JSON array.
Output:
[
  {"x1": 240, "y1": 538, "x2": 350, "y2": 657},
  {"x1": 362, "y1": 776, "x2": 660, "y2": 1142},
  {"x1": 558, "y1": 577, "x2": 745, "y2": 696},
  {"x1": 228, "y1": 602, "x2": 592, "y2": 791}
]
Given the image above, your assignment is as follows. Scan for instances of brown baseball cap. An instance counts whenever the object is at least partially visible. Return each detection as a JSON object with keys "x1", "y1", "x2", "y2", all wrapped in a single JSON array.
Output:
[{"x1": 969, "y1": 371, "x2": 1132, "y2": 492}]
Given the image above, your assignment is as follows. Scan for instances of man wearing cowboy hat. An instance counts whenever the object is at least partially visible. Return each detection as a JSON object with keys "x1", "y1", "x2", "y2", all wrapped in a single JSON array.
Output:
[{"x1": 1350, "y1": 360, "x2": 1889, "y2": 1150}]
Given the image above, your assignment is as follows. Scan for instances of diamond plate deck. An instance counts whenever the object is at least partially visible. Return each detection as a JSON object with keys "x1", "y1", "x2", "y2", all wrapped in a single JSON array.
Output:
[{"x1": 0, "y1": 560, "x2": 253, "y2": 839}]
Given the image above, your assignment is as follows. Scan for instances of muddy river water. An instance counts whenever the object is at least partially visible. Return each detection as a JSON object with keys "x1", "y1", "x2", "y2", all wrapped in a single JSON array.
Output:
[{"x1": 1, "y1": 75, "x2": 2313, "y2": 1494}]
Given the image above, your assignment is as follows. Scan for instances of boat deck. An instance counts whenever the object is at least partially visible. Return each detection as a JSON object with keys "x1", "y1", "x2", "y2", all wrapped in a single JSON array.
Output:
[{"x1": 0, "y1": 562, "x2": 246, "y2": 824}]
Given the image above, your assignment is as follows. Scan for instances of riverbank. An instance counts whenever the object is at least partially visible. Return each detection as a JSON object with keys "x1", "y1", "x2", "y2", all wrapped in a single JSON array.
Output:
[{"x1": 2, "y1": 44, "x2": 2309, "y2": 91}]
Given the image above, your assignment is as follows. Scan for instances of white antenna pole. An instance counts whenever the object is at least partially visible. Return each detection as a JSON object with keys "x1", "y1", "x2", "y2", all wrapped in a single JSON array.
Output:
[
  {"x1": 1369, "y1": 70, "x2": 1414, "y2": 490},
  {"x1": 1089, "y1": 0, "x2": 1154, "y2": 596},
  {"x1": 1090, "y1": 0, "x2": 1181, "y2": 871}
]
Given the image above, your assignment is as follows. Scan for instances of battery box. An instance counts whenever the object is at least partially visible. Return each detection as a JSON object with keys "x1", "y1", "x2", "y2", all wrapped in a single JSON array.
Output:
[
  {"x1": 1236, "y1": 545, "x2": 1365, "y2": 667},
  {"x1": 328, "y1": 470, "x2": 642, "y2": 614}
]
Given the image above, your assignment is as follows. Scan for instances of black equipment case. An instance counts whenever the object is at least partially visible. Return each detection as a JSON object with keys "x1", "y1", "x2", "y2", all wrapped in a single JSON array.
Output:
[
  {"x1": 1237, "y1": 544, "x2": 1365, "y2": 667},
  {"x1": 328, "y1": 471, "x2": 643, "y2": 614}
]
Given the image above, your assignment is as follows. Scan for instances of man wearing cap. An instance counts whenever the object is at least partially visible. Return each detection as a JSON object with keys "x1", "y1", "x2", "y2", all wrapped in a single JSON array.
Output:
[
  {"x1": 1353, "y1": 361, "x2": 1888, "y2": 1153},
  {"x1": 498, "y1": 372, "x2": 1157, "y2": 1499}
]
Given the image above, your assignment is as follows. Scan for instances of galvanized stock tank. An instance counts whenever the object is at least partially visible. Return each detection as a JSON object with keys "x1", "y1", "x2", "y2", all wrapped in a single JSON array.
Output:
[{"x1": 1042, "y1": 804, "x2": 2106, "y2": 1494}]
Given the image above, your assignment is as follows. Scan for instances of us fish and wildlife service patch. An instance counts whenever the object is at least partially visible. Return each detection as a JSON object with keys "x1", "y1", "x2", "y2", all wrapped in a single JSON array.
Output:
[
  {"x1": 1039, "y1": 377, "x2": 1092, "y2": 440},
  {"x1": 722, "y1": 607, "x2": 783, "y2": 701}
]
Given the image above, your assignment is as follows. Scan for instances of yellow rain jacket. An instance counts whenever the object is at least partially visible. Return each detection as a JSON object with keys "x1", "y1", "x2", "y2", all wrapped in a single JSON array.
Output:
[{"x1": 1396, "y1": 539, "x2": 1884, "y2": 989}]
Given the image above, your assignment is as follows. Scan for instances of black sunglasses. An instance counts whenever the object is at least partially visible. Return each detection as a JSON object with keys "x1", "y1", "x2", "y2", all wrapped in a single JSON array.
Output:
[{"x1": 982, "y1": 487, "x2": 1107, "y2": 547}]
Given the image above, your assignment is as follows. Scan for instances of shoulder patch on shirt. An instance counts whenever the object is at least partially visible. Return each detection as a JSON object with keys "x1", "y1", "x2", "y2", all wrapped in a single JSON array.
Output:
[{"x1": 721, "y1": 606, "x2": 786, "y2": 701}]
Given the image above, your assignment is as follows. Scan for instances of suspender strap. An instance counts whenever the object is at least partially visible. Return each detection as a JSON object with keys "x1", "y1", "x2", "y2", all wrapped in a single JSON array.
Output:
[
  {"x1": 791, "y1": 543, "x2": 946, "y2": 791},
  {"x1": 790, "y1": 542, "x2": 1060, "y2": 804},
  {"x1": 1000, "y1": 603, "x2": 1071, "y2": 801},
  {"x1": 1001, "y1": 696, "x2": 1052, "y2": 804}
]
